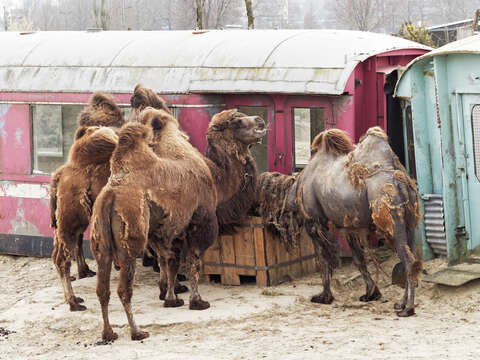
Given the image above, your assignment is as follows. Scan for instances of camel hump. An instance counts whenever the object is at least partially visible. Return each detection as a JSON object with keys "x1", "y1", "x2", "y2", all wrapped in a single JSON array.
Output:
[
  {"x1": 311, "y1": 128, "x2": 354, "y2": 156},
  {"x1": 359, "y1": 126, "x2": 389, "y2": 143},
  {"x1": 130, "y1": 84, "x2": 171, "y2": 114},
  {"x1": 78, "y1": 91, "x2": 125, "y2": 128},
  {"x1": 70, "y1": 126, "x2": 119, "y2": 165}
]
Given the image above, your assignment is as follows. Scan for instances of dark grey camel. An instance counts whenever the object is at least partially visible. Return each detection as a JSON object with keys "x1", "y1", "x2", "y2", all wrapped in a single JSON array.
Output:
[{"x1": 258, "y1": 127, "x2": 421, "y2": 317}]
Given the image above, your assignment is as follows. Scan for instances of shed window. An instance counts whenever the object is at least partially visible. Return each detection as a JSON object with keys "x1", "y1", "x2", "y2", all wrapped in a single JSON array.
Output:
[
  {"x1": 293, "y1": 107, "x2": 325, "y2": 170},
  {"x1": 32, "y1": 105, "x2": 83, "y2": 175},
  {"x1": 472, "y1": 104, "x2": 480, "y2": 180}
]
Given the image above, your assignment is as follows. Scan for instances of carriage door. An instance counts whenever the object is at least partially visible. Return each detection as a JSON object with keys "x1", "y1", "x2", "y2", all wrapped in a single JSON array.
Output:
[
  {"x1": 237, "y1": 106, "x2": 269, "y2": 173},
  {"x1": 460, "y1": 95, "x2": 480, "y2": 249}
]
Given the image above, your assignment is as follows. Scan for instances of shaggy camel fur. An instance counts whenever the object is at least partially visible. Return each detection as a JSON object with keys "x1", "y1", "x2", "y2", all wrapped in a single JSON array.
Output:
[
  {"x1": 257, "y1": 127, "x2": 421, "y2": 317},
  {"x1": 129, "y1": 85, "x2": 266, "y2": 292},
  {"x1": 91, "y1": 112, "x2": 218, "y2": 341},
  {"x1": 50, "y1": 92, "x2": 124, "y2": 311}
]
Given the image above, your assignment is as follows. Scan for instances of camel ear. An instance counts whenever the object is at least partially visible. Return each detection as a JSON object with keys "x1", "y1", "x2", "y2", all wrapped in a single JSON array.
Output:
[
  {"x1": 74, "y1": 126, "x2": 88, "y2": 140},
  {"x1": 134, "y1": 84, "x2": 142, "y2": 93},
  {"x1": 151, "y1": 116, "x2": 163, "y2": 131}
]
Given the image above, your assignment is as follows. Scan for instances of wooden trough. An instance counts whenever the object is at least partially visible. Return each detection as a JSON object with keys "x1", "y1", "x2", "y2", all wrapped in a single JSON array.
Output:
[{"x1": 202, "y1": 217, "x2": 319, "y2": 286}]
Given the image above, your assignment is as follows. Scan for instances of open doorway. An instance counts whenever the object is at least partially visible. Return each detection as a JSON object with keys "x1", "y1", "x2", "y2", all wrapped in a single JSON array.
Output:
[{"x1": 384, "y1": 70, "x2": 406, "y2": 167}]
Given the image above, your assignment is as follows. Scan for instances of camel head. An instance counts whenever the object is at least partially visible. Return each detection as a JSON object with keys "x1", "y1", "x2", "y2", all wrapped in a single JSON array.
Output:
[
  {"x1": 69, "y1": 125, "x2": 118, "y2": 165},
  {"x1": 117, "y1": 122, "x2": 153, "y2": 149},
  {"x1": 129, "y1": 84, "x2": 171, "y2": 122},
  {"x1": 207, "y1": 109, "x2": 266, "y2": 146},
  {"x1": 136, "y1": 107, "x2": 188, "y2": 147},
  {"x1": 78, "y1": 91, "x2": 125, "y2": 128}
]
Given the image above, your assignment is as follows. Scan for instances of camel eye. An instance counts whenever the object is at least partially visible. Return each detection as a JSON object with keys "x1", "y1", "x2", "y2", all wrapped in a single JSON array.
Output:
[{"x1": 231, "y1": 119, "x2": 243, "y2": 128}]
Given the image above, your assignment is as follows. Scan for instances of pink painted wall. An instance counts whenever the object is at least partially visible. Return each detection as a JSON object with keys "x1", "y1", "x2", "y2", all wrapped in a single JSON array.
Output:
[
  {"x1": 0, "y1": 104, "x2": 31, "y2": 175},
  {"x1": 0, "y1": 196, "x2": 53, "y2": 237}
]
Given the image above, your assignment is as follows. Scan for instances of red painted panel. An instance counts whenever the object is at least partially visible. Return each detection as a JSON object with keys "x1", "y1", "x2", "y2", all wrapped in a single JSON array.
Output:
[
  {"x1": 0, "y1": 197, "x2": 53, "y2": 237},
  {"x1": 0, "y1": 104, "x2": 31, "y2": 175},
  {"x1": 177, "y1": 107, "x2": 211, "y2": 154}
]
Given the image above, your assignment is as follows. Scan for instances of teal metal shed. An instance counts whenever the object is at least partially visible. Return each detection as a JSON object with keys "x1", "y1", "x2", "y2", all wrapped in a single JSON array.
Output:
[{"x1": 396, "y1": 35, "x2": 480, "y2": 264}]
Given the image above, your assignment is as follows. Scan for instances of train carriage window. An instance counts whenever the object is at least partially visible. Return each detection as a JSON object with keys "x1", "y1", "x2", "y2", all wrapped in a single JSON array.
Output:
[
  {"x1": 293, "y1": 107, "x2": 324, "y2": 171},
  {"x1": 32, "y1": 104, "x2": 83, "y2": 174},
  {"x1": 472, "y1": 104, "x2": 480, "y2": 180},
  {"x1": 237, "y1": 106, "x2": 268, "y2": 173}
]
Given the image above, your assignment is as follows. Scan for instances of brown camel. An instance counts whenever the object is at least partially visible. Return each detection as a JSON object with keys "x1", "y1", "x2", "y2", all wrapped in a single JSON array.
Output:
[
  {"x1": 129, "y1": 85, "x2": 266, "y2": 297},
  {"x1": 50, "y1": 92, "x2": 125, "y2": 311},
  {"x1": 257, "y1": 127, "x2": 421, "y2": 317},
  {"x1": 91, "y1": 112, "x2": 217, "y2": 342}
]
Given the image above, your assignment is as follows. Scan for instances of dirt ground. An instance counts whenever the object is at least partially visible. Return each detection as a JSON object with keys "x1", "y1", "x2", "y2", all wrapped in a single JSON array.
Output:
[{"x1": 1, "y1": 250, "x2": 480, "y2": 360}]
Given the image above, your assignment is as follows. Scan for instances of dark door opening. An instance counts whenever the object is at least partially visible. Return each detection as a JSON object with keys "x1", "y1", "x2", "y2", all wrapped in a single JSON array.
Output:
[{"x1": 384, "y1": 70, "x2": 406, "y2": 167}]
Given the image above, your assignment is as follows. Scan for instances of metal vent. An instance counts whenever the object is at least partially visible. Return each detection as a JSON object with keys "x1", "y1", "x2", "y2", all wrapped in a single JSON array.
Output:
[
  {"x1": 472, "y1": 104, "x2": 480, "y2": 181},
  {"x1": 423, "y1": 194, "x2": 447, "y2": 257}
]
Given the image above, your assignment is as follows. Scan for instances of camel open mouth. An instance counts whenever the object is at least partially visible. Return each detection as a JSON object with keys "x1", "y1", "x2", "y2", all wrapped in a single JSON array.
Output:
[{"x1": 254, "y1": 128, "x2": 267, "y2": 143}]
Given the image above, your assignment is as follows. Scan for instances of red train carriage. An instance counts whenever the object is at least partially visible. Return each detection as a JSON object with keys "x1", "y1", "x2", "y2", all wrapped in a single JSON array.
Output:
[{"x1": 0, "y1": 30, "x2": 429, "y2": 255}]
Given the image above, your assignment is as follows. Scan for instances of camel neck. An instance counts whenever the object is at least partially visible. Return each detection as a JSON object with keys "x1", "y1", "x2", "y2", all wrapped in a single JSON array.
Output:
[{"x1": 205, "y1": 140, "x2": 257, "y2": 226}]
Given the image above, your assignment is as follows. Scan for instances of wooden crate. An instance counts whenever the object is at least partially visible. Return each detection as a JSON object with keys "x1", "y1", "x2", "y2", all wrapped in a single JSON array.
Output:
[{"x1": 202, "y1": 217, "x2": 319, "y2": 286}]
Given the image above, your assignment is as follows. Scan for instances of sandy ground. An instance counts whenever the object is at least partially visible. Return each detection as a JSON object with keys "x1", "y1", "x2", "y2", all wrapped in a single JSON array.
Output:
[{"x1": 1, "y1": 251, "x2": 480, "y2": 360}]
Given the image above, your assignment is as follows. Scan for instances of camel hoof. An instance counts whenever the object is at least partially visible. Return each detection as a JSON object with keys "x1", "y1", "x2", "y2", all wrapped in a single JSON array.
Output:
[
  {"x1": 78, "y1": 269, "x2": 96, "y2": 279},
  {"x1": 164, "y1": 298, "x2": 184, "y2": 308},
  {"x1": 131, "y1": 330, "x2": 149, "y2": 341},
  {"x1": 359, "y1": 286, "x2": 382, "y2": 302},
  {"x1": 189, "y1": 299, "x2": 210, "y2": 310},
  {"x1": 102, "y1": 330, "x2": 118, "y2": 342},
  {"x1": 396, "y1": 308, "x2": 415, "y2": 317},
  {"x1": 311, "y1": 293, "x2": 334, "y2": 304},
  {"x1": 394, "y1": 302, "x2": 405, "y2": 311},
  {"x1": 69, "y1": 302, "x2": 87, "y2": 312},
  {"x1": 175, "y1": 284, "x2": 189, "y2": 294},
  {"x1": 74, "y1": 296, "x2": 84, "y2": 304}
]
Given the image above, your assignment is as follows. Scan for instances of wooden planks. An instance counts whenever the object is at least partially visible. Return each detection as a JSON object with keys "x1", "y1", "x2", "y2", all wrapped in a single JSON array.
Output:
[{"x1": 202, "y1": 217, "x2": 319, "y2": 286}]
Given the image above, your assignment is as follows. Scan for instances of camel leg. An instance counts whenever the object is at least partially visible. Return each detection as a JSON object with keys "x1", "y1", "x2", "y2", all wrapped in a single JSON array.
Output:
[
  {"x1": 157, "y1": 251, "x2": 188, "y2": 301},
  {"x1": 306, "y1": 221, "x2": 335, "y2": 304},
  {"x1": 346, "y1": 233, "x2": 381, "y2": 302},
  {"x1": 186, "y1": 207, "x2": 217, "y2": 310},
  {"x1": 117, "y1": 254, "x2": 149, "y2": 341},
  {"x1": 157, "y1": 255, "x2": 168, "y2": 301},
  {"x1": 163, "y1": 245, "x2": 184, "y2": 308},
  {"x1": 187, "y1": 251, "x2": 209, "y2": 310},
  {"x1": 393, "y1": 227, "x2": 417, "y2": 317},
  {"x1": 76, "y1": 233, "x2": 96, "y2": 279},
  {"x1": 95, "y1": 251, "x2": 117, "y2": 342},
  {"x1": 52, "y1": 230, "x2": 86, "y2": 311}
]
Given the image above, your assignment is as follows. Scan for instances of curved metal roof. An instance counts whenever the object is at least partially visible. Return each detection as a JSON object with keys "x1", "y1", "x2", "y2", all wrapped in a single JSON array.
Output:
[
  {"x1": 0, "y1": 29, "x2": 430, "y2": 95},
  {"x1": 395, "y1": 34, "x2": 480, "y2": 97}
]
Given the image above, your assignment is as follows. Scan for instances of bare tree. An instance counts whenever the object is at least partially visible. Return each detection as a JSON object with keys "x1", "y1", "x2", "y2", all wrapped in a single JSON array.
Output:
[
  {"x1": 333, "y1": 0, "x2": 385, "y2": 31},
  {"x1": 245, "y1": 0, "x2": 254, "y2": 29},
  {"x1": 195, "y1": 0, "x2": 205, "y2": 29},
  {"x1": 93, "y1": 0, "x2": 110, "y2": 30}
]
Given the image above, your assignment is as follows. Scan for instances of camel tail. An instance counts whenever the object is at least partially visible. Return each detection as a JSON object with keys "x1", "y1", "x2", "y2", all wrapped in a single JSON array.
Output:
[
  {"x1": 91, "y1": 190, "x2": 116, "y2": 257},
  {"x1": 49, "y1": 168, "x2": 63, "y2": 228}
]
